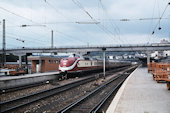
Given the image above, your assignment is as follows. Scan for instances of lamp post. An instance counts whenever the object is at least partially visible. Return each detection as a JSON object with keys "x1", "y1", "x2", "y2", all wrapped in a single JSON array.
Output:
[
  {"x1": 102, "y1": 48, "x2": 106, "y2": 79},
  {"x1": 2, "y1": 19, "x2": 6, "y2": 68},
  {"x1": 21, "y1": 24, "x2": 46, "y2": 73}
]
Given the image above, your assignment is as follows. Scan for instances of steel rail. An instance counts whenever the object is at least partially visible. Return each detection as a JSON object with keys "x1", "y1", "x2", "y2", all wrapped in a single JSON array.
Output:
[
  {"x1": 0, "y1": 76, "x2": 95, "y2": 113},
  {"x1": 58, "y1": 67, "x2": 136, "y2": 113},
  {"x1": 92, "y1": 68, "x2": 136, "y2": 113},
  {"x1": 58, "y1": 74, "x2": 123, "y2": 113},
  {"x1": 0, "y1": 65, "x2": 133, "y2": 113},
  {"x1": 0, "y1": 81, "x2": 47, "y2": 94},
  {"x1": 29, "y1": 66, "x2": 134, "y2": 113},
  {"x1": 91, "y1": 73, "x2": 132, "y2": 113},
  {"x1": 1, "y1": 65, "x2": 129, "y2": 94}
]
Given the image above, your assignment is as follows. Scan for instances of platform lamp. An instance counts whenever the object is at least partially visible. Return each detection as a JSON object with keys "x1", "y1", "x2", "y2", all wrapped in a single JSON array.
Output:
[
  {"x1": 75, "y1": 21, "x2": 100, "y2": 24},
  {"x1": 21, "y1": 24, "x2": 51, "y2": 73},
  {"x1": 20, "y1": 24, "x2": 46, "y2": 49},
  {"x1": 21, "y1": 24, "x2": 53, "y2": 53}
]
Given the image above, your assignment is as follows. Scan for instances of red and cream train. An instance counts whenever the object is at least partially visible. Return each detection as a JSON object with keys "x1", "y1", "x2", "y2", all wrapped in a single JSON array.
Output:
[{"x1": 59, "y1": 54, "x2": 130, "y2": 77}]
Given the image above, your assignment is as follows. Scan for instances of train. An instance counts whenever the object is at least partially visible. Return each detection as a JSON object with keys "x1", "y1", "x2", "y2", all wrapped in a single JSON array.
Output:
[{"x1": 59, "y1": 54, "x2": 131, "y2": 78}]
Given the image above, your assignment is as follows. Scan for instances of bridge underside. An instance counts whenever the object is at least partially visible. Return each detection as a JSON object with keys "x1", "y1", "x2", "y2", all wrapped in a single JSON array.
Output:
[{"x1": 0, "y1": 44, "x2": 170, "y2": 54}]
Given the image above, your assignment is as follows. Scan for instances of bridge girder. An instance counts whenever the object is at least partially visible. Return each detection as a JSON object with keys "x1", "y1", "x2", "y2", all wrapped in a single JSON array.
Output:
[{"x1": 0, "y1": 44, "x2": 170, "y2": 55}]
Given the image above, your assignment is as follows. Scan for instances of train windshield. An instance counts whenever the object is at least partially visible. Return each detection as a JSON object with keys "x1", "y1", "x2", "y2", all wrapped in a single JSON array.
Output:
[{"x1": 69, "y1": 54, "x2": 80, "y2": 58}]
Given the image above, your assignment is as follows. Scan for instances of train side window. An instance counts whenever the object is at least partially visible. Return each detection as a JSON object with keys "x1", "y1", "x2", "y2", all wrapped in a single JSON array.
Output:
[
  {"x1": 49, "y1": 60, "x2": 50, "y2": 64},
  {"x1": 75, "y1": 54, "x2": 80, "y2": 58},
  {"x1": 84, "y1": 57, "x2": 89, "y2": 60}
]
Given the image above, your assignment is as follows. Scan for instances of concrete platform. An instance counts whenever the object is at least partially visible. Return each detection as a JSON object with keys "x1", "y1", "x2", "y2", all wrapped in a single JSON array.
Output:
[
  {"x1": 0, "y1": 71, "x2": 59, "y2": 90},
  {"x1": 107, "y1": 67, "x2": 170, "y2": 113},
  {"x1": 0, "y1": 71, "x2": 59, "y2": 80}
]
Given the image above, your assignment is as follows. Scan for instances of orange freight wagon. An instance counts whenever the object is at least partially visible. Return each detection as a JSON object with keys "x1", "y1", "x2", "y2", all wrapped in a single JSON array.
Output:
[{"x1": 154, "y1": 63, "x2": 170, "y2": 82}]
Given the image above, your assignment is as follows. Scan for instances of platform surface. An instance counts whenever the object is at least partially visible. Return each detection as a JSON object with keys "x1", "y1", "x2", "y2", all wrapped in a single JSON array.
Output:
[
  {"x1": 0, "y1": 71, "x2": 59, "y2": 81},
  {"x1": 107, "y1": 67, "x2": 170, "y2": 113}
]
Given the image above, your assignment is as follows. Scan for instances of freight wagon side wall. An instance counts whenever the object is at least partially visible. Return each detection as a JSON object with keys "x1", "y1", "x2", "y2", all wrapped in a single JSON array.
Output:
[{"x1": 44, "y1": 58, "x2": 59, "y2": 72}]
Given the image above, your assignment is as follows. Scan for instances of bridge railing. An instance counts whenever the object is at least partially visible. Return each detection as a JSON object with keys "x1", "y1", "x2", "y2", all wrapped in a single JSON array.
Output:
[{"x1": 3, "y1": 43, "x2": 170, "y2": 50}]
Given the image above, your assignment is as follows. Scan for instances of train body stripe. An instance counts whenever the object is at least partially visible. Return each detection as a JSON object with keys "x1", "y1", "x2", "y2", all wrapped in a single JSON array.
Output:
[{"x1": 59, "y1": 58, "x2": 81, "y2": 72}]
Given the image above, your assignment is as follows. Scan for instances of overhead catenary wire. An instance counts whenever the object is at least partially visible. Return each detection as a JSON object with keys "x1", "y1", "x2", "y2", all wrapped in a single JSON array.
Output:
[
  {"x1": 54, "y1": 30, "x2": 88, "y2": 44},
  {"x1": 7, "y1": 27, "x2": 51, "y2": 44},
  {"x1": 45, "y1": 19, "x2": 87, "y2": 46},
  {"x1": 44, "y1": 0, "x2": 91, "y2": 45},
  {"x1": 147, "y1": 0, "x2": 157, "y2": 44},
  {"x1": 100, "y1": 17, "x2": 170, "y2": 21},
  {"x1": 0, "y1": 5, "x2": 51, "y2": 44},
  {"x1": 6, "y1": 34, "x2": 47, "y2": 45},
  {"x1": 98, "y1": 0, "x2": 126, "y2": 44},
  {"x1": 44, "y1": 0, "x2": 97, "y2": 44},
  {"x1": 0, "y1": 6, "x2": 44, "y2": 26},
  {"x1": 44, "y1": 0, "x2": 76, "y2": 21},
  {"x1": 1, "y1": 1, "x2": 169, "y2": 47},
  {"x1": 151, "y1": 2, "x2": 170, "y2": 35},
  {"x1": 0, "y1": 23, "x2": 51, "y2": 43},
  {"x1": 2, "y1": 17, "x2": 170, "y2": 28},
  {"x1": 72, "y1": 0, "x2": 121, "y2": 44},
  {"x1": 0, "y1": 4, "x2": 87, "y2": 46},
  {"x1": 0, "y1": 30, "x2": 49, "y2": 45},
  {"x1": 4, "y1": 18, "x2": 54, "y2": 43},
  {"x1": 11, "y1": 17, "x2": 169, "y2": 25},
  {"x1": 42, "y1": 0, "x2": 92, "y2": 45},
  {"x1": 72, "y1": 0, "x2": 94, "y2": 19}
]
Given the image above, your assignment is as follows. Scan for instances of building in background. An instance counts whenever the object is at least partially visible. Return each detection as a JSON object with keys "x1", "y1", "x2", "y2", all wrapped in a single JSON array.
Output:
[{"x1": 28, "y1": 56, "x2": 60, "y2": 73}]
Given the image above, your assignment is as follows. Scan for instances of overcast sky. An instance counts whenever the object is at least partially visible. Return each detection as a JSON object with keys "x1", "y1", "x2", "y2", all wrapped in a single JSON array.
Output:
[{"x1": 0, "y1": 0, "x2": 170, "y2": 49}]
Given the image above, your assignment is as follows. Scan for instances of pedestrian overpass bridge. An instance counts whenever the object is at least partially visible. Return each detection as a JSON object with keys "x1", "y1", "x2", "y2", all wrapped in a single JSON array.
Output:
[{"x1": 0, "y1": 43, "x2": 170, "y2": 54}]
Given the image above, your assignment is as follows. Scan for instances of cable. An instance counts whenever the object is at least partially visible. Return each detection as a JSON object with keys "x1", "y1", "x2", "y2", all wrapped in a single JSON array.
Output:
[
  {"x1": 0, "y1": 5, "x2": 87, "y2": 46},
  {"x1": 72, "y1": 0, "x2": 121, "y2": 44},
  {"x1": 72, "y1": 0, "x2": 93, "y2": 19},
  {"x1": 44, "y1": 0, "x2": 76, "y2": 21},
  {"x1": 100, "y1": 17, "x2": 170, "y2": 21},
  {"x1": 0, "y1": 6, "x2": 43, "y2": 25},
  {"x1": 54, "y1": 30, "x2": 87, "y2": 44},
  {"x1": 44, "y1": 0, "x2": 95, "y2": 45},
  {"x1": 7, "y1": 35, "x2": 45, "y2": 44},
  {"x1": 98, "y1": 0, "x2": 126, "y2": 44},
  {"x1": 151, "y1": 2, "x2": 170, "y2": 35},
  {"x1": 147, "y1": 0, "x2": 157, "y2": 44},
  {"x1": 4, "y1": 31, "x2": 48, "y2": 44},
  {"x1": 0, "y1": 26, "x2": 50, "y2": 43},
  {"x1": 44, "y1": 0, "x2": 102, "y2": 45}
]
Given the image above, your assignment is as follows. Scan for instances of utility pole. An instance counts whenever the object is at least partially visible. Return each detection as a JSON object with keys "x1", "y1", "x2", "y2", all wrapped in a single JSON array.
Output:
[
  {"x1": 102, "y1": 48, "x2": 106, "y2": 79},
  {"x1": 39, "y1": 53, "x2": 42, "y2": 73},
  {"x1": 51, "y1": 30, "x2": 53, "y2": 49},
  {"x1": 169, "y1": 32, "x2": 170, "y2": 42},
  {"x1": 2, "y1": 19, "x2": 6, "y2": 68},
  {"x1": 51, "y1": 30, "x2": 54, "y2": 56},
  {"x1": 147, "y1": 51, "x2": 150, "y2": 67}
]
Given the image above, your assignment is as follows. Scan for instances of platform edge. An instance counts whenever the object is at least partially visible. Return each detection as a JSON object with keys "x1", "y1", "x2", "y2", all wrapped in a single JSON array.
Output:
[{"x1": 106, "y1": 66, "x2": 139, "y2": 113}]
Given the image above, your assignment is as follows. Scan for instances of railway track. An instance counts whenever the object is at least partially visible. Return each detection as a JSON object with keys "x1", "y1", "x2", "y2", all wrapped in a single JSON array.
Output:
[
  {"x1": 58, "y1": 67, "x2": 136, "y2": 113},
  {"x1": 0, "y1": 76, "x2": 96, "y2": 113},
  {"x1": 0, "y1": 65, "x2": 136, "y2": 113},
  {"x1": 0, "y1": 81, "x2": 47, "y2": 94},
  {"x1": 1, "y1": 66, "x2": 129, "y2": 94}
]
